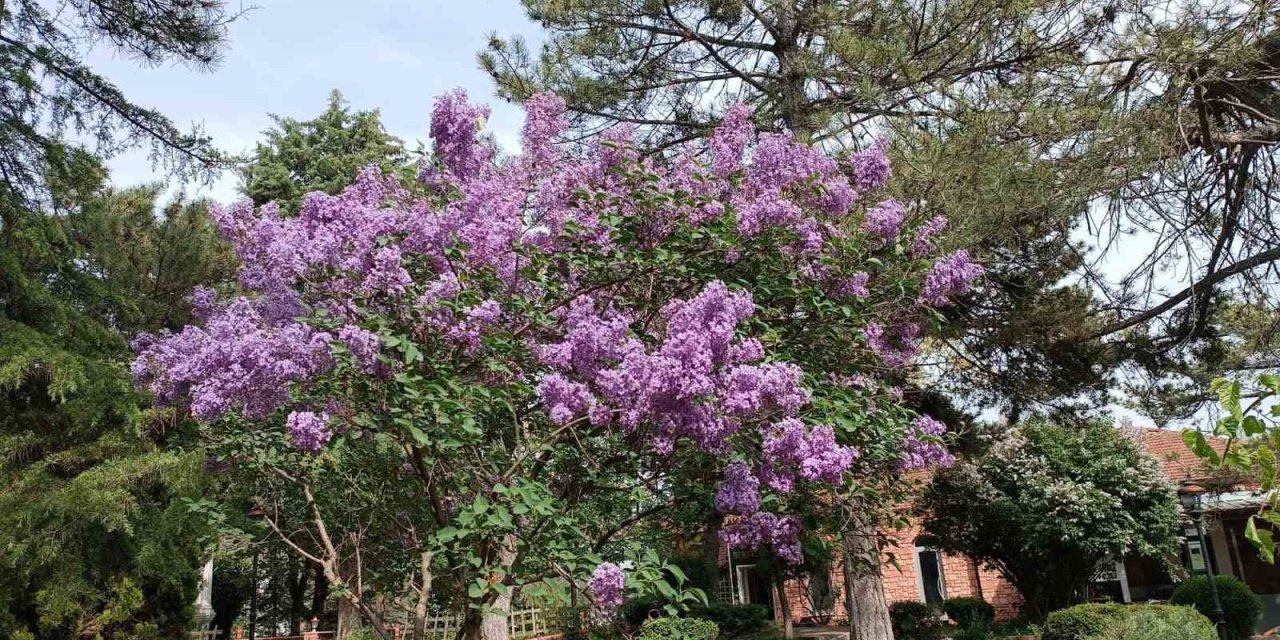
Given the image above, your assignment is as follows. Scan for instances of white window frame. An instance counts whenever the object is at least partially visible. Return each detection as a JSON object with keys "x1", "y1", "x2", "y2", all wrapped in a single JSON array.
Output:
[
  {"x1": 914, "y1": 544, "x2": 947, "y2": 605},
  {"x1": 735, "y1": 564, "x2": 757, "y2": 606}
]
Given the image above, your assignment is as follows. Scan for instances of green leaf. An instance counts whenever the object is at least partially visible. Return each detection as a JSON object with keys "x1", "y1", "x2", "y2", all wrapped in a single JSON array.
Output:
[
  {"x1": 1211, "y1": 378, "x2": 1243, "y2": 420},
  {"x1": 1246, "y1": 517, "x2": 1276, "y2": 564},
  {"x1": 408, "y1": 426, "x2": 430, "y2": 445},
  {"x1": 1182, "y1": 430, "x2": 1221, "y2": 466},
  {"x1": 1244, "y1": 416, "x2": 1266, "y2": 437}
]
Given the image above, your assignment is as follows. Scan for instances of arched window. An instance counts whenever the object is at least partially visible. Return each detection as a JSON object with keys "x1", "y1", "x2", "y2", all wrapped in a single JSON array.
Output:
[{"x1": 914, "y1": 535, "x2": 946, "y2": 606}]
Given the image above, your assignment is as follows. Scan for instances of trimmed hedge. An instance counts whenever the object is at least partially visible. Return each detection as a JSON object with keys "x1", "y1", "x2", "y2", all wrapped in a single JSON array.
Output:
[
  {"x1": 1103, "y1": 606, "x2": 1217, "y2": 640},
  {"x1": 688, "y1": 603, "x2": 770, "y2": 638},
  {"x1": 1043, "y1": 604, "x2": 1127, "y2": 640},
  {"x1": 944, "y1": 597, "x2": 997, "y2": 630},
  {"x1": 1171, "y1": 575, "x2": 1261, "y2": 640},
  {"x1": 890, "y1": 601, "x2": 946, "y2": 640},
  {"x1": 1043, "y1": 604, "x2": 1215, "y2": 640},
  {"x1": 638, "y1": 617, "x2": 719, "y2": 640}
]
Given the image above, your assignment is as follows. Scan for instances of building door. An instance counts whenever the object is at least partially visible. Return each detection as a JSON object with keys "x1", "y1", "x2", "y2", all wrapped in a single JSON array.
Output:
[{"x1": 735, "y1": 565, "x2": 774, "y2": 616}]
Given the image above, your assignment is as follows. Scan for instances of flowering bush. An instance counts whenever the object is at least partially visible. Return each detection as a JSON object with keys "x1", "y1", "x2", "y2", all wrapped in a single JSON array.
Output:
[{"x1": 132, "y1": 90, "x2": 973, "y2": 627}]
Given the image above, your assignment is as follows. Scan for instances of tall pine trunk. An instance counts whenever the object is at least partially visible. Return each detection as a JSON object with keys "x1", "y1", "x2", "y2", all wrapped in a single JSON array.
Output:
[{"x1": 843, "y1": 517, "x2": 893, "y2": 640}]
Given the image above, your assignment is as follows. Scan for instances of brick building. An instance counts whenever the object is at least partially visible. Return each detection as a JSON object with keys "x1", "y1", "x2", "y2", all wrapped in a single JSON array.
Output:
[{"x1": 717, "y1": 428, "x2": 1280, "y2": 631}]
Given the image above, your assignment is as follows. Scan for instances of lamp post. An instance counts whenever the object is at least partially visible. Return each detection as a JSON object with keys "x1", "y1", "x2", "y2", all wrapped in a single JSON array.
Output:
[
  {"x1": 247, "y1": 505, "x2": 267, "y2": 640},
  {"x1": 1179, "y1": 482, "x2": 1227, "y2": 640}
]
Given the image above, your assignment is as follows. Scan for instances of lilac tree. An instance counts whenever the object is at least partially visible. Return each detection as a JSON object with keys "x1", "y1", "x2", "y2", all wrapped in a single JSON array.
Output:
[{"x1": 132, "y1": 90, "x2": 975, "y2": 639}]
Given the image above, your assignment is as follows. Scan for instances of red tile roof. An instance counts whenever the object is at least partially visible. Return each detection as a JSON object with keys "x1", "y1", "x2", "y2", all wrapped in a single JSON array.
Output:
[{"x1": 1131, "y1": 427, "x2": 1225, "y2": 484}]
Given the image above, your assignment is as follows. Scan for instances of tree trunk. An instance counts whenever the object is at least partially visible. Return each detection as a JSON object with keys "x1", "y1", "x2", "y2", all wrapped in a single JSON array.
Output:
[
  {"x1": 774, "y1": 572, "x2": 794, "y2": 639},
  {"x1": 703, "y1": 511, "x2": 723, "y2": 599},
  {"x1": 312, "y1": 566, "x2": 330, "y2": 627},
  {"x1": 337, "y1": 597, "x2": 363, "y2": 640},
  {"x1": 843, "y1": 518, "x2": 893, "y2": 640},
  {"x1": 288, "y1": 560, "x2": 310, "y2": 635},
  {"x1": 458, "y1": 609, "x2": 483, "y2": 640},
  {"x1": 480, "y1": 535, "x2": 518, "y2": 640},
  {"x1": 413, "y1": 551, "x2": 434, "y2": 640}
]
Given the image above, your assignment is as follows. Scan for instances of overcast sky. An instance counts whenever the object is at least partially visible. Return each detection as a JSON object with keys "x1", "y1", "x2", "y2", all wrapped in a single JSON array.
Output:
[{"x1": 91, "y1": 0, "x2": 541, "y2": 202}]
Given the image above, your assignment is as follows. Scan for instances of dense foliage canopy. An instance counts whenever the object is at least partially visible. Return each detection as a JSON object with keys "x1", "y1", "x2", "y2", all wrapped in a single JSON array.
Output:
[
  {"x1": 920, "y1": 420, "x2": 1181, "y2": 620},
  {"x1": 132, "y1": 90, "x2": 973, "y2": 637}
]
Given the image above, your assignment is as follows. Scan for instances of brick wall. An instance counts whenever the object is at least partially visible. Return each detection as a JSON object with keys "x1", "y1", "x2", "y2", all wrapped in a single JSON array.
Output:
[{"x1": 769, "y1": 515, "x2": 1022, "y2": 624}]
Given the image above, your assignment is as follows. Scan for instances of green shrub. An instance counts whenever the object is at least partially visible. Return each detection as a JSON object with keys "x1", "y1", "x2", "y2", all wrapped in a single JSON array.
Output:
[
  {"x1": 621, "y1": 596, "x2": 667, "y2": 628},
  {"x1": 890, "y1": 601, "x2": 945, "y2": 640},
  {"x1": 1100, "y1": 605, "x2": 1215, "y2": 640},
  {"x1": 945, "y1": 597, "x2": 997, "y2": 630},
  {"x1": 1171, "y1": 575, "x2": 1261, "y2": 640},
  {"x1": 688, "y1": 603, "x2": 770, "y2": 638},
  {"x1": 1042, "y1": 604, "x2": 1127, "y2": 640},
  {"x1": 555, "y1": 604, "x2": 624, "y2": 640},
  {"x1": 638, "y1": 616, "x2": 719, "y2": 640},
  {"x1": 1044, "y1": 604, "x2": 1215, "y2": 640},
  {"x1": 991, "y1": 618, "x2": 1040, "y2": 638}
]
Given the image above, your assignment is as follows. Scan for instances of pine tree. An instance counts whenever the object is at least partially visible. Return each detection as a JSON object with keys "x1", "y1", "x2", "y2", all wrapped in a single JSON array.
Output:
[{"x1": 242, "y1": 90, "x2": 409, "y2": 210}]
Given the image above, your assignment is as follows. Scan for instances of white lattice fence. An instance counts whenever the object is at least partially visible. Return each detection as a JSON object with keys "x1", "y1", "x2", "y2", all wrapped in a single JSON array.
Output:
[
  {"x1": 509, "y1": 608, "x2": 552, "y2": 639},
  {"x1": 420, "y1": 608, "x2": 552, "y2": 640}
]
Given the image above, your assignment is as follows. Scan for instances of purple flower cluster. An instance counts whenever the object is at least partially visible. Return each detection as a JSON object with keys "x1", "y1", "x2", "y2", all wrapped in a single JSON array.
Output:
[
  {"x1": 710, "y1": 104, "x2": 754, "y2": 176},
  {"x1": 286, "y1": 410, "x2": 333, "y2": 452},
  {"x1": 714, "y1": 462, "x2": 761, "y2": 516},
  {"x1": 831, "y1": 272, "x2": 870, "y2": 299},
  {"x1": 896, "y1": 415, "x2": 955, "y2": 472},
  {"x1": 911, "y1": 216, "x2": 948, "y2": 255},
  {"x1": 850, "y1": 138, "x2": 891, "y2": 192},
  {"x1": 588, "y1": 562, "x2": 625, "y2": 612},
  {"x1": 918, "y1": 250, "x2": 984, "y2": 307},
  {"x1": 720, "y1": 512, "x2": 803, "y2": 564},
  {"x1": 430, "y1": 88, "x2": 492, "y2": 181},
  {"x1": 864, "y1": 321, "x2": 922, "y2": 368},
  {"x1": 759, "y1": 418, "x2": 858, "y2": 492},
  {"x1": 130, "y1": 299, "x2": 334, "y2": 420},
  {"x1": 863, "y1": 198, "x2": 906, "y2": 241},
  {"x1": 339, "y1": 325, "x2": 382, "y2": 373},
  {"x1": 536, "y1": 281, "x2": 810, "y2": 455}
]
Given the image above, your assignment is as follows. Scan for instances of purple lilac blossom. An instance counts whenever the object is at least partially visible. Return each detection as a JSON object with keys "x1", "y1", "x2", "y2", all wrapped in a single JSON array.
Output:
[
  {"x1": 897, "y1": 415, "x2": 955, "y2": 472},
  {"x1": 911, "y1": 216, "x2": 948, "y2": 255},
  {"x1": 588, "y1": 562, "x2": 625, "y2": 611},
  {"x1": 188, "y1": 286, "x2": 219, "y2": 322},
  {"x1": 715, "y1": 462, "x2": 761, "y2": 515},
  {"x1": 863, "y1": 198, "x2": 906, "y2": 241},
  {"x1": 850, "y1": 138, "x2": 891, "y2": 192},
  {"x1": 430, "y1": 89, "x2": 492, "y2": 181},
  {"x1": 918, "y1": 250, "x2": 984, "y2": 307},
  {"x1": 339, "y1": 325, "x2": 382, "y2": 372},
  {"x1": 864, "y1": 321, "x2": 922, "y2": 368},
  {"x1": 286, "y1": 410, "x2": 333, "y2": 452},
  {"x1": 759, "y1": 418, "x2": 857, "y2": 493},
  {"x1": 710, "y1": 104, "x2": 754, "y2": 175},
  {"x1": 720, "y1": 512, "x2": 803, "y2": 564},
  {"x1": 832, "y1": 272, "x2": 870, "y2": 298}
]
